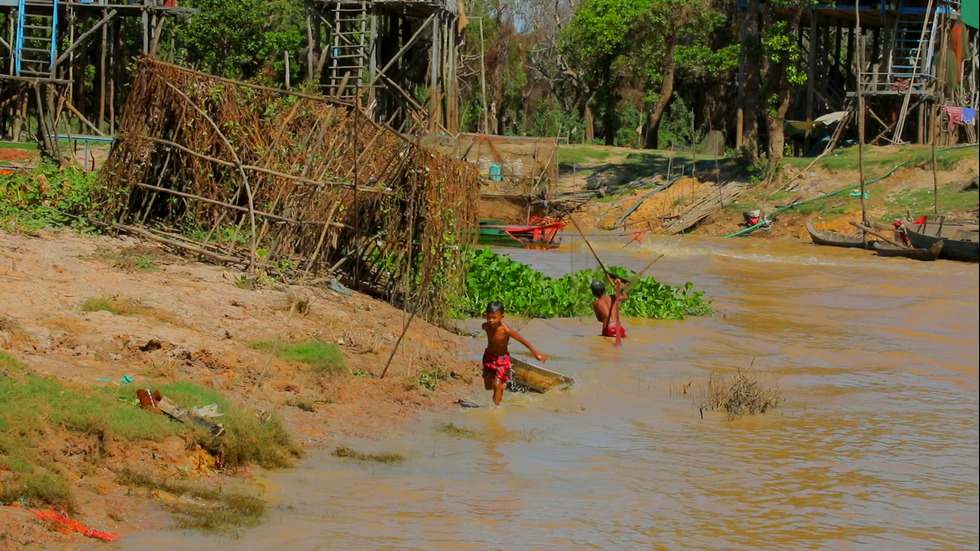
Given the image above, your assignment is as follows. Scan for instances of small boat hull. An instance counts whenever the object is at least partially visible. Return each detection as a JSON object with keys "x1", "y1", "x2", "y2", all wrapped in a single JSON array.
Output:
[
  {"x1": 509, "y1": 357, "x2": 574, "y2": 393},
  {"x1": 478, "y1": 217, "x2": 565, "y2": 249},
  {"x1": 873, "y1": 240, "x2": 943, "y2": 261},
  {"x1": 806, "y1": 220, "x2": 873, "y2": 249},
  {"x1": 902, "y1": 218, "x2": 980, "y2": 262}
]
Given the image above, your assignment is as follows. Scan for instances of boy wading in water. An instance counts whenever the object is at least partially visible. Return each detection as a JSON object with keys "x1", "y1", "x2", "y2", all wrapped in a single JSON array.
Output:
[
  {"x1": 481, "y1": 301, "x2": 547, "y2": 405},
  {"x1": 591, "y1": 277, "x2": 628, "y2": 338}
]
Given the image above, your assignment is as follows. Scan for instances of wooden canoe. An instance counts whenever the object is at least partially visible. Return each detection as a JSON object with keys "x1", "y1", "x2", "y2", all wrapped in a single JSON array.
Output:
[
  {"x1": 872, "y1": 240, "x2": 943, "y2": 261},
  {"x1": 509, "y1": 357, "x2": 574, "y2": 393},
  {"x1": 805, "y1": 220, "x2": 874, "y2": 249},
  {"x1": 902, "y1": 217, "x2": 979, "y2": 262}
]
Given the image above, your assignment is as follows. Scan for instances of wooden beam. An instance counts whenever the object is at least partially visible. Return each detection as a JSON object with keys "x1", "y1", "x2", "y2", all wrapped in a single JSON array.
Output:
[
  {"x1": 369, "y1": 14, "x2": 434, "y2": 87},
  {"x1": 55, "y1": 10, "x2": 118, "y2": 67}
]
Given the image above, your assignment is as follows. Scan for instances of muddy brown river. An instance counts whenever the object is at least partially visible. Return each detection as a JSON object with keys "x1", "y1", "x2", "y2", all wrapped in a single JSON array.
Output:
[{"x1": 107, "y1": 233, "x2": 979, "y2": 550}]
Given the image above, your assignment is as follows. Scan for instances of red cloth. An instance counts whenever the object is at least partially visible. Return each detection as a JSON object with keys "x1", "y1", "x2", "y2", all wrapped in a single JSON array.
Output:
[
  {"x1": 943, "y1": 105, "x2": 964, "y2": 130},
  {"x1": 30, "y1": 509, "x2": 121, "y2": 542},
  {"x1": 602, "y1": 324, "x2": 626, "y2": 338},
  {"x1": 482, "y1": 352, "x2": 512, "y2": 383}
]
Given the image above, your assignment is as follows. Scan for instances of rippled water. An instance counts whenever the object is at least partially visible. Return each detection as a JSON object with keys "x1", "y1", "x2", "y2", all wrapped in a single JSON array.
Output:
[{"x1": 111, "y1": 233, "x2": 979, "y2": 550}]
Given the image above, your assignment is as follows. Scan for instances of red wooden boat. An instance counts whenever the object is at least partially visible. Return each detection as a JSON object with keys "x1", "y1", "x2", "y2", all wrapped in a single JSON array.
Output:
[{"x1": 478, "y1": 216, "x2": 565, "y2": 249}]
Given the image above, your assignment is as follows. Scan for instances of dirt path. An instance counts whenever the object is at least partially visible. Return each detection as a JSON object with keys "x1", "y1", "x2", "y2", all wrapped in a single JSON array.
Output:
[{"x1": 0, "y1": 229, "x2": 481, "y2": 548}]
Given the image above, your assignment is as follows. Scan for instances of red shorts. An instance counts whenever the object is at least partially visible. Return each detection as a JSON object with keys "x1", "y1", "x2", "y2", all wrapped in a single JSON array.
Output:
[
  {"x1": 603, "y1": 325, "x2": 626, "y2": 338},
  {"x1": 482, "y1": 352, "x2": 512, "y2": 383}
]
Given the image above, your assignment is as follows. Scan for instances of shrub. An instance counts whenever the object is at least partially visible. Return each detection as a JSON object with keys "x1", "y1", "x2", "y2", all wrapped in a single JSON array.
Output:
[{"x1": 456, "y1": 248, "x2": 711, "y2": 319}]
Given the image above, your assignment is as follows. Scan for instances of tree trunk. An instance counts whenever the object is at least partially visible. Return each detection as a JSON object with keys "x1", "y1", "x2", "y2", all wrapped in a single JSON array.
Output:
[
  {"x1": 763, "y1": 2, "x2": 805, "y2": 177},
  {"x1": 643, "y1": 35, "x2": 677, "y2": 150},
  {"x1": 584, "y1": 105, "x2": 595, "y2": 143},
  {"x1": 601, "y1": 63, "x2": 616, "y2": 145},
  {"x1": 765, "y1": 77, "x2": 791, "y2": 176},
  {"x1": 740, "y1": 0, "x2": 761, "y2": 158}
]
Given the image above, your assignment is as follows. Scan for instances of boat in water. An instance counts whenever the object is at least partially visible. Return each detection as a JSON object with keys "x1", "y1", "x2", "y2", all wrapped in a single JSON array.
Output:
[
  {"x1": 872, "y1": 240, "x2": 944, "y2": 261},
  {"x1": 509, "y1": 357, "x2": 574, "y2": 393},
  {"x1": 478, "y1": 216, "x2": 565, "y2": 249},
  {"x1": 902, "y1": 216, "x2": 979, "y2": 262},
  {"x1": 805, "y1": 219, "x2": 874, "y2": 249}
]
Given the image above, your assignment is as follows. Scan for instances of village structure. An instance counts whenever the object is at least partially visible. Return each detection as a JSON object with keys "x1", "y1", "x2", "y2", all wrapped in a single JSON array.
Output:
[
  {"x1": 741, "y1": 0, "x2": 978, "y2": 153},
  {"x1": 1, "y1": 0, "x2": 978, "y2": 315}
]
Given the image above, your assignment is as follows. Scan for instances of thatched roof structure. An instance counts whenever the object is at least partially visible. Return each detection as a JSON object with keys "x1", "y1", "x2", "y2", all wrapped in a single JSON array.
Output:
[{"x1": 93, "y1": 58, "x2": 479, "y2": 326}]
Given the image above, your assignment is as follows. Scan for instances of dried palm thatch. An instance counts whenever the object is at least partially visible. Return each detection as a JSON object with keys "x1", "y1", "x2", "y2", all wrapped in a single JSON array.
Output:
[{"x1": 92, "y1": 58, "x2": 478, "y2": 327}]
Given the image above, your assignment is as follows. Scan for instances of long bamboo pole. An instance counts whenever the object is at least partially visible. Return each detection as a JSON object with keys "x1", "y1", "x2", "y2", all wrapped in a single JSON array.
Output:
[{"x1": 855, "y1": 4, "x2": 867, "y2": 233}]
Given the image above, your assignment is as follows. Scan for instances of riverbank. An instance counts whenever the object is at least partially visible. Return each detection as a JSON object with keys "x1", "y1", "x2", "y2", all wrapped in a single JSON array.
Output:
[
  {"x1": 1, "y1": 142, "x2": 977, "y2": 548},
  {"x1": 0, "y1": 229, "x2": 480, "y2": 548},
  {"x1": 561, "y1": 143, "x2": 979, "y2": 242}
]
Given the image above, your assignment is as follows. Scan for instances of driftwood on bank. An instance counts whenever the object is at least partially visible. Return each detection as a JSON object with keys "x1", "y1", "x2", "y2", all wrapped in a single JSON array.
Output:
[
  {"x1": 659, "y1": 181, "x2": 742, "y2": 234},
  {"x1": 93, "y1": 58, "x2": 479, "y2": 326}
]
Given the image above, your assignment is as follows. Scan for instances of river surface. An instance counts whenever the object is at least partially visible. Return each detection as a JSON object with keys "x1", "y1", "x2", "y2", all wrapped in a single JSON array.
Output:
[{"x1": 111, "y1": 233, "x2": 978, "y2": 550}]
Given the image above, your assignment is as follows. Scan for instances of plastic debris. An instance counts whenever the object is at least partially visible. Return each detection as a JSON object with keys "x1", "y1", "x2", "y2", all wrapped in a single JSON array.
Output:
[
  {"x1": 191, "y1": 404, "x2": 223, "y2": 418},
  {"x1": 30, "y1": 509, "x2": 121, "y2": 542},
  {"x1": 328, "y1": 279, "x2": 352, "y2": 296}
]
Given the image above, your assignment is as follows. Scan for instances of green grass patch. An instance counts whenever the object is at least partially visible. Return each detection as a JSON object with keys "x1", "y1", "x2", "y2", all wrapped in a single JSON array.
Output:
[
  {"x1": 115, "y1": 469, "x2": 265, "y2": 534},
  {"x1": 153, "y1": 381, "x2": 302, "y2": 469},
  {"x1": 90, "y1": 246, "x2": 159, "y2": 271},
  {"x1": 781, "y1": 144, "x2": 978, "y2": 173},
  {"x1": 332, "y1": 446, "x2": 405, "y2": 463},
  {"x1": 250, "y1": 340, "x2": 346, "y2": 376},
  {"x1": 557, "y1": 144, "x2": 713, "y2": 192},
  {"x1": 780, "y1": 195, "x2": 853, "y2": 216},
  {"x1": 557, "y1": 145, "x2": 615, "y2": 167},
  {"x1": 436, "y1": 422, "x2": 481, "y2": 440},
  {"x1": 881, "y1": 184, "x2": 979, "y2": 220},
  {"x1": 0, "y1": 364, "x2": 299, "y2": 510},
  {"x1": 81, "y1": 295, "x2": 144, "y2": 315}
]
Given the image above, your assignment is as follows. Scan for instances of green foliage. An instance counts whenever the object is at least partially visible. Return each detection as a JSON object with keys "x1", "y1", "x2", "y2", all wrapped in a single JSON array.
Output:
[
  {"x1": 417, "y1": 367, "x2": 442, "y2": 391},
  {"x1": 657, "y1": 93, "x2": 698, "y2": 148},
  {"x1": 0, "y1": 162, "x2": 100, "y2": 233},
  {"x1": 166, "y1": 0, "x2": 305, "y2": 82},
  {"x1": 456, "y1": 248, "x2": 711, "y2": 320},
  {"x1": 250, "y1": 340, "x2": 346, "y2": 376},
  {"x1": 528, "y1": 97, "x2": 586, "y2": 142},
  {"x1": 614, "y1": 103, "x2": 645, "y2": 149}
]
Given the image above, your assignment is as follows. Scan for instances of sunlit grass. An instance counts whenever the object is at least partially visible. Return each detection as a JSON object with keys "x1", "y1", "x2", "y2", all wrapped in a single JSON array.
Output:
[{"x1": 250, "y1": 340, "x2": 346, "y2": 376}]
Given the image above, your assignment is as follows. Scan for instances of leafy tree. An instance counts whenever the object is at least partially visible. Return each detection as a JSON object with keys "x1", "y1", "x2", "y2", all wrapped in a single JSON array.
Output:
[
  {"x1": 761, "y1": 0, "x2": 809, "y2": 176},
  {"x1": 559, "y1": 0, "x2": 650, "y2": 145},
  {"x1": 165, "y1": 0, "x2": 305, "y2": 82},
  {"x1": 629, "y1": 0, "x2": 729, "y2": 149}
]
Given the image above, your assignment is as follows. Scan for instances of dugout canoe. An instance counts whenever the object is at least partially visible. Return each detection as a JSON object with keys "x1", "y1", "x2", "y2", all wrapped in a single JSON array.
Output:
[
  {"x1": 872, "y1": 240, "x2": 943, "y2": 261},
  {"x1": 902, "y1": 217, "x2": 979, "y2": 262},
  {"x1": 805, "y1": 220, "x2": 874, "y2": 249},
  {"x1": 510, "y1": 357, "x2": 574, "y2": 393}
]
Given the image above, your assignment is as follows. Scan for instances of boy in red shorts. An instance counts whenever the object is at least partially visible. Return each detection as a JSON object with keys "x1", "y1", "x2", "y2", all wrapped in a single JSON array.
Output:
[
  {"x1": 591, "y1": 277, "x2": 628, "y2": 338},
  {"x1": 482, "y1": 301, "x2": 547, "y2": 405}
]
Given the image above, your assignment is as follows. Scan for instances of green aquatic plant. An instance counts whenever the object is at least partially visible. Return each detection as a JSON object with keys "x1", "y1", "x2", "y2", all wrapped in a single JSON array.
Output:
[{"x1": 455, "y1": 248, "x2": 711, "y2": 319}]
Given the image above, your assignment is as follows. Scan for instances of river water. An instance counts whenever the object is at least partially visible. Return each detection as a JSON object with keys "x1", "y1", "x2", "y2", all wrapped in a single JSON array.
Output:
[{"x1": 112, "y1": 233, "x2": 978, "y2": 550}]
